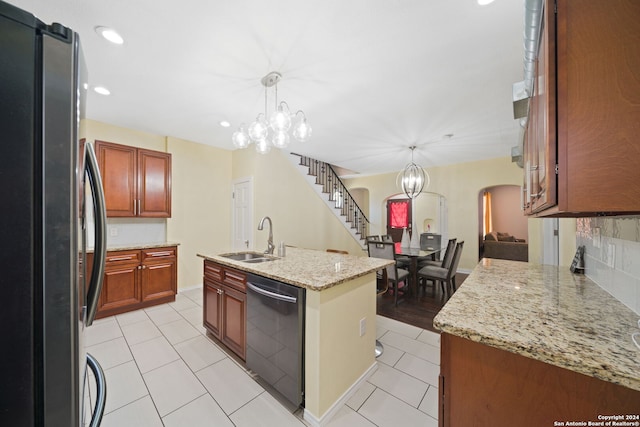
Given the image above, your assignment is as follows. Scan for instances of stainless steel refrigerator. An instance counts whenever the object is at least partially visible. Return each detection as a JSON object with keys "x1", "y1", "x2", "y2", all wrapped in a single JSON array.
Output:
[{"x1": 0, "y1": 1, "x2": 108, "y2": 425}]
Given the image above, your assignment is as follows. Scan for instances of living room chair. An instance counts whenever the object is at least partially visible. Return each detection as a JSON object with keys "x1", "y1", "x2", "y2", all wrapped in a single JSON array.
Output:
[
  {"x1": 418, "y1": 241, "x2": 464, "y2": 298},
  {"x1": 367, "y1": 241, "x2": 410, "y2": 306}
]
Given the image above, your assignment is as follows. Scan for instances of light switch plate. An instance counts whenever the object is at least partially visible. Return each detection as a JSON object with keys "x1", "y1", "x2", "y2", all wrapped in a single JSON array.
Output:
[{"x1": 593, "y1": 227, "x2": 601, "y2": 248}]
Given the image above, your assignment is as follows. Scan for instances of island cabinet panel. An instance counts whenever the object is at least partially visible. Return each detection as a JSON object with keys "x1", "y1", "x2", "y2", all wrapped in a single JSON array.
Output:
[
  {"x1": 95, "y1": 140, "x2": 171, "y2": 218},
  {"x1": 523, "y1": 0, "x2": 640, "y2": 216},
  {"x1": 202, "y1": 260, "x2": 247, "y2": 360},
  {"x1": 95, "y1": 246, "x2": 177, "y2": 319},
  {"x1": 439, "y1": 333, "x2": 640, "y2": 426}
]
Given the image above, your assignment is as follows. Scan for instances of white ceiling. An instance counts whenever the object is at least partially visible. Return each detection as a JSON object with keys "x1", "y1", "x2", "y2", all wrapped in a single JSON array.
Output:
[{"x1": 9, "y1": 0, "x2": 525, "y2": 176}]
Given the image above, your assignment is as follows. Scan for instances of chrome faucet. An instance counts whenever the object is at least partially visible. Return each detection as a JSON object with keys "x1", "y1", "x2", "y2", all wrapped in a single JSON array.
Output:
[{"x1": 257, "y1": 216, "x2": 274, "y2": 255}]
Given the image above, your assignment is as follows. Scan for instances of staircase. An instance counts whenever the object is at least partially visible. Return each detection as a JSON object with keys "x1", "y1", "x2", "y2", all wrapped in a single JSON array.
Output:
[{"x1": 290, "y1": 153, "x2": 369, "y2": 246}]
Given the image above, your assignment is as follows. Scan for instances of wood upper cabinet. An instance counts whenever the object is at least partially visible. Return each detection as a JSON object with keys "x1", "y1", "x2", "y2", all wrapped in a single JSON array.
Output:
[
  {"x1": 95, "y1": 140, "x2": 171, "y2": 218},
  {"x1": 524, "y1": 0, "x2": 640, "y2": 216},
  {"x1": 203, "y1": 260, "x2": 247, "y2": 360}
]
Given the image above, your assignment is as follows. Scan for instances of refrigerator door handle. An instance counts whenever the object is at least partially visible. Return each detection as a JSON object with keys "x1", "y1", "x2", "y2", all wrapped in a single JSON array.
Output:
[
  {"x1": 85, "y1": 143, "x2": 107, "y2": 326},
  {"x1": 86, "y1": 353, "x2": 106, "y2": 427}
]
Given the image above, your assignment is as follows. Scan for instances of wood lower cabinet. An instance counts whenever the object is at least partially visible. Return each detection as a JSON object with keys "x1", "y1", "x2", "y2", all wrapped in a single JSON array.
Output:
[
  {"x1": 95, "y1": 246, "x2": 177, "y2": 319},
  {"x1": 203, "y1": 260, "x2": 247, "y2": 360},
  {"x1": 439, "y1": 333, "x2": 640, "y2": 426}
]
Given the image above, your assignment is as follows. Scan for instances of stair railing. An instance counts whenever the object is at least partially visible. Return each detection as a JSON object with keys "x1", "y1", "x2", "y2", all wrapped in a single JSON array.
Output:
[{"x1": 294, "y1": 154, "x2": 369, "y2": 240}]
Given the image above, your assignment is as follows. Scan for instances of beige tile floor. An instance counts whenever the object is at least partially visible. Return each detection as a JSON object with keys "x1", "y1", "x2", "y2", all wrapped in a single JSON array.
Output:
[{"x1": 84, "y1": 288, "x2": 439, "y2": 427}]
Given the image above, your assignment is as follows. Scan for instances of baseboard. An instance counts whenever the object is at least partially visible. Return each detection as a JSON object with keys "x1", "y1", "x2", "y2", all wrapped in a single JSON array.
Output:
[
  {"x1": 177, "y1": 283, "x2": 202, "y2": 293},
  {"x1": 303, "y1": 361, "x2": 378, "y2": 427}
]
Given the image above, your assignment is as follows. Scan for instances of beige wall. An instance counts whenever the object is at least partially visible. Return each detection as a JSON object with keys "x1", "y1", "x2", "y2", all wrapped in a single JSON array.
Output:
[
  {"x1": 344, "y1": 157, "x2": 526, "y2": 270},
  {"x1": 232, "y1": 149, "x2": 365, "y2": 256},
  {"x1": 81, "y1": 119, "x2": 233, "y2": 290},
  {"x1": 166, "y1": 137, "x2": 232, "y2": 290}
]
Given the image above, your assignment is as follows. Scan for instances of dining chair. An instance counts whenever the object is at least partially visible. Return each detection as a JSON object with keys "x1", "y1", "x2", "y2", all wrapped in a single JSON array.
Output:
[
  {"x1": 367, "y1": 241, "x2": 410, "y2": 306},
  {"x1": 419, "y1": 238, "x2": 456, "y2": 269},
  {"x1": 417, "y1": 241, "x2": 464, "y2": 298},
  {"x1": 381, "y1": 234, "x2": 411, "y2": 268}
]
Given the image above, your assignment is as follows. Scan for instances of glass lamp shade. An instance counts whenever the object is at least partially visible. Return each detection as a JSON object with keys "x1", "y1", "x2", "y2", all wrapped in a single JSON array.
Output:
[
  {"x1": 397, "y1": 162, "x2": 429, "y2": 199},
  {"x1": 248, "y1": 115, "x2": 268, "y2": 141},
  {"x1": 269, "y1": 103, "x2": 292, "y2": 132},
  {"x1": 271, "y1": 130, "x2": 290, "y2": 148},
  {"x1": 255, "y1": 138, "x2": 272, "y2": 154},
  {"x1": 232, "y1": 127, "x2": 250, "y2": 149},
  {"x1": 292, "y1": 117, "x2": 312, "y2": 142}
]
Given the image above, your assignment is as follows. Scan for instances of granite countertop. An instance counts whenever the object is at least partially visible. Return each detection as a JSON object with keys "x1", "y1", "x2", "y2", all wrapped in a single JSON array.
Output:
[
  {"x1": 197, "y1": 247, "x2": 393, "y2": 291},
  {"x1": 434, "y1": 258, "x2": 640, "y2": 392},
  {"x1": 87, "y1": 242, "x2": 180, "y2": 253}
]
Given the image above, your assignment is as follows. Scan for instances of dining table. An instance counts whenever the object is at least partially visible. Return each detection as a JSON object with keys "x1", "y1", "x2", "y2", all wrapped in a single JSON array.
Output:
[{"x1": 394, "y1": 245, "x2": 441, "y2": 297}]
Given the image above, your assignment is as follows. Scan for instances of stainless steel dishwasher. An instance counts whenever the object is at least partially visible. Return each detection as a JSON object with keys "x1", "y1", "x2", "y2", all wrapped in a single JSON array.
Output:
[{"x1": 246, "y1": 273, "x2": 305, "y2": 408}]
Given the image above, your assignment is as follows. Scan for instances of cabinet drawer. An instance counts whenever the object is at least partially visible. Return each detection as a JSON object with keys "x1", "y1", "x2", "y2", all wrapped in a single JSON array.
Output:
[
  {"x1": 142, "y1": 246, "x2": 176, "y2": 260},
  {"x1": 223, "y1": 268, "x2": 246, "y2": 293},
  {"x1": 204, "y1": 260, "x2": 223, "y2": 281},
  {"x1": 105, "y1": 250, "x2": 140, "y2": 264}
]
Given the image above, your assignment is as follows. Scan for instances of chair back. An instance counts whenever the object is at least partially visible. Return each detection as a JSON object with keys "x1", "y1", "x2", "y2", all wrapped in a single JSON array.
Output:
[
  {"x1": 447, "y1": 241, "x2": 464, "y2": 280},
  {"x1": 441, "y1": 238, "x2": 457, "y2": 269},
  {"x1": 367, "y1": 241, "x2": 402, "y2": 281},
  {"x1": 366, "y1": 235, "x2": 381, "y2": 242},
  {"x1": 380, "y1": 235, "x2": 393, "y2": 242}
]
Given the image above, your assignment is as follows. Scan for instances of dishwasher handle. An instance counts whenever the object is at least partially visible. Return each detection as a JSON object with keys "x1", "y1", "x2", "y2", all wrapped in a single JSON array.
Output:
[{"x1": 247, "y1": 282, "x2": 297, "y2": 303}]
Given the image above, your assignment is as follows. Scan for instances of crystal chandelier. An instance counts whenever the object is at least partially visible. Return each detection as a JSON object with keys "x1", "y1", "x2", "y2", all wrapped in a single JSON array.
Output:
[
  {"x1": 232, "y1": 71, "x2": 312, "y2": 154},
  {"x1": 397, "y1": 146, "x2": 429, "y2": 199}
]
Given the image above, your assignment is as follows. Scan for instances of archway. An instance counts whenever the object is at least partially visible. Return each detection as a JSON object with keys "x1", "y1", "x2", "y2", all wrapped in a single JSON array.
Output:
[{"x1": 477, "y1": 185, "x2": 527, "y2": 260}]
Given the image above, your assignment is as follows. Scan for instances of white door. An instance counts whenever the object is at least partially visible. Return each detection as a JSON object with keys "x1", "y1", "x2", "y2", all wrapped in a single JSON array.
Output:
[{"x1": 232, "y1": 177, "x2": 253, "y2": 251}]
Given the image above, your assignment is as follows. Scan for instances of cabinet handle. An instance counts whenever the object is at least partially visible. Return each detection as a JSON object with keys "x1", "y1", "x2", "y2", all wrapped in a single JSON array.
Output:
[
  {"x1": 137, "y1": 265, "x2": 142, "y2": 270},
  {"x1": 217, "y1": 289, "x2": 223, "y2": 295},
  {"x1": 134, "y1": 199, "x2": 136, "y2": 215},
  {"x1": 109, "y1": 256, "x2": 135, "y2": 262},
  {"x1": 138, "y1": 199, "x2": 141, "y2": 215},
  {"x1": 149, "y1": 251, "x2": 172, "y2": 257}
]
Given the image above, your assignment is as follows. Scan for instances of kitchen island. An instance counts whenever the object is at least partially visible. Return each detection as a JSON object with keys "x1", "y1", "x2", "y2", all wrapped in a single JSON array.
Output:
[
  {"x1": 197, "y1": 247, "x2": 393, "y2": 426},
  {"x1": 434, "y1": 258, "x2": 640, "y2": 426}
]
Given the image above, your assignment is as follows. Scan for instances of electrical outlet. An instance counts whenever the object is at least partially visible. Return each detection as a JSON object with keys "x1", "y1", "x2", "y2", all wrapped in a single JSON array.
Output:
[
  {"x1": 593, "y1": 227, "x2": 601, "y2": 248},
  {"x1": 359, "y1": 318, "x2": 366, "y2": 337},
  {"x1": 109, "y1": 227, "x2": 118, "y2": 237}
]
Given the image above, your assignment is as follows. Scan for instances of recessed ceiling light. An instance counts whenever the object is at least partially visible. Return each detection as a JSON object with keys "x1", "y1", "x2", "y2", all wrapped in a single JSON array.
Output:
[
  {"x1": 94, "y1": 26, "x2": 124, "y2": 45},
  {"x1": 219, "y1": 120, "x2": 231, "y2": 128},
  {"x1": 93, "y1": 86, "x2": 111, "y2": 96},
  {"x1": 477, "y1": 0, "x2": 495, "y2": 5}
]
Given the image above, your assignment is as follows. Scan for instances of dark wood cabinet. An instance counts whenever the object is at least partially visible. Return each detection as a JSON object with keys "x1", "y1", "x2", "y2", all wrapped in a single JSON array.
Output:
[
  {"x1": 203, "y1": 260, "x2": 247, "y2": 360},
  {"x1": 523, "y1": 0, "x2": 640, "y2": 216},
  {"x1": 95, "y1": 140, "x2": 171, "y2": 218},
  {"x1": 439, "y1": 333, "x2": 640, "y2": 426},
  {"x1": 95, "y1": 246, "x2": 177, "y2": 319}
]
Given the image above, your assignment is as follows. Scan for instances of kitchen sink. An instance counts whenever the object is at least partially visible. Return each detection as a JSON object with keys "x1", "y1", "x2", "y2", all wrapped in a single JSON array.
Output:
[{"x1": 220, "y1": 252, "x2": 276, "y2": 263}]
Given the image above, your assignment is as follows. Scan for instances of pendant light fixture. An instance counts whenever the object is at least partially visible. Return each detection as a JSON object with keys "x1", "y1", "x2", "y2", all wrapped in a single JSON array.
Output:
[
  {"x1": 397, "y1": 146, "x2": 429, "y2": 199},
  {"x1": 232, "y1": 72, "x2": 312, "y2": 154}
]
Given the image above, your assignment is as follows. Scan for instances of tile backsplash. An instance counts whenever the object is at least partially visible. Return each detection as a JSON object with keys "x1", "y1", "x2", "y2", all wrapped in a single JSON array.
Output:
[
  {"x1": 105, "y1": 218, "x2": 166, "y2": 247},
  {"x1": 576, "y1": 216, "x2": 640, "y2": 315}
]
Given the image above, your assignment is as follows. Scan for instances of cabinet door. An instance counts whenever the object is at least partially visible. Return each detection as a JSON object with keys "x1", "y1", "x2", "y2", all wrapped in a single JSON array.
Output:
[
  {"x1": 141, "y1": 248, "x2": 176, "y2": 303},
  {"x1": 98, "y1": 262, "x2": 141, "y2": 313},
  {"x1": 221, "y1": 285, "x2": 247, "y2": 360},
  {"x1": 203, "y1": 279, "x2": 223, "y2": 338},
  {"x1": 138, "y1": 149, "x2": 171, "y2": 218},
  {"x1": 95, "y1": 140, "x2": 137, "y2": 217},
  {"x1": 527, "y1": 0, "x2": 557, "y2": 214}
]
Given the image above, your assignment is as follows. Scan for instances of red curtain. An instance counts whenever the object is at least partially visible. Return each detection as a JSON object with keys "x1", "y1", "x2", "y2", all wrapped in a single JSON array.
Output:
[{"x1": 389, "y1": 200, "x2": 409, "y2": 228}]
